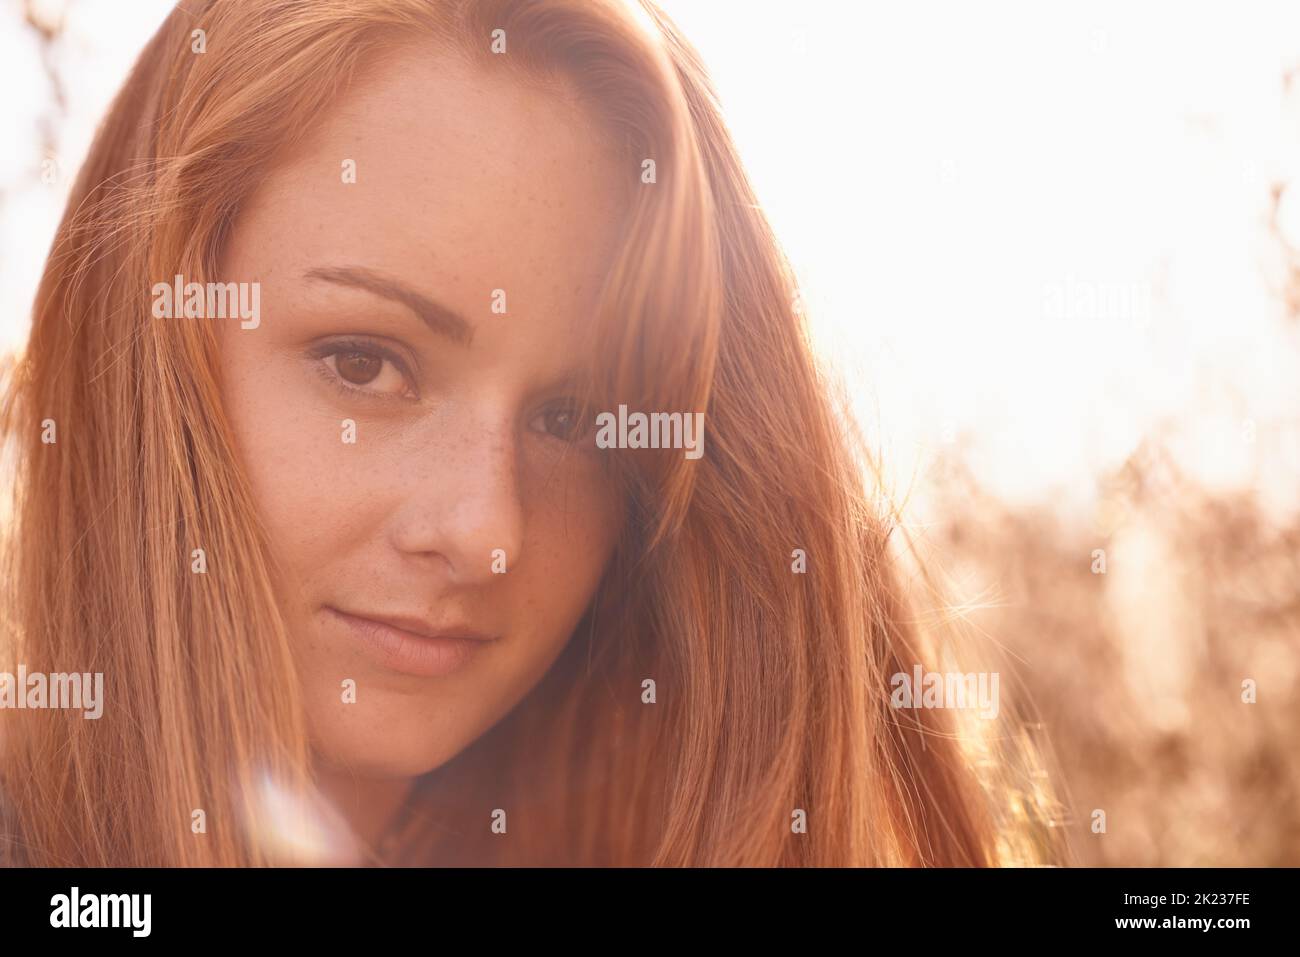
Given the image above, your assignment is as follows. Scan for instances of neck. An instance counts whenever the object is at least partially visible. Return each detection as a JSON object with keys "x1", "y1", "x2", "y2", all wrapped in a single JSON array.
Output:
[{"x1": 312, "y1": 765, "x2": 417, "y2": 861}]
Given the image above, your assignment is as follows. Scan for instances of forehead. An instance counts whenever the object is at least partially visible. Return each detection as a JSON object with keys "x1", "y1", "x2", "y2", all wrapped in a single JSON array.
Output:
[{"x1": 229, "y1": 44, "x2": 631, "y2": 345}]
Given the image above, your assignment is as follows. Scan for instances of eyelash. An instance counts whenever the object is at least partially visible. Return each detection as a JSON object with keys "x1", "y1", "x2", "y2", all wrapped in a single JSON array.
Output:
[
  {"x1": 308, "y1": 338, "x2": 595, "y2": 445},
  {"x1": 530, "y1": 400, "x2": 597, "y2": 445},
  {"x1": 310, "y1": 337, "x2": 419, "y2": 403}
]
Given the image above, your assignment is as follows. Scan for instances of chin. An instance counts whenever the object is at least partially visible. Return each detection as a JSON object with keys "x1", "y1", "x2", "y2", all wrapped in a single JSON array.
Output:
[
  {"x1": 319, "y1": 738, "x2": 461, "y2": 780},
  {"x1": 308, "y1": 710, "x2": 477, "y2": 781}
]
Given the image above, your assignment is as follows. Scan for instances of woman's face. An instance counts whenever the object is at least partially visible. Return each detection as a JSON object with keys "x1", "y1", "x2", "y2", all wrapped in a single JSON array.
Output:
[{"x1": 217, "y1": 49, "x2": 628, "y2": 782}]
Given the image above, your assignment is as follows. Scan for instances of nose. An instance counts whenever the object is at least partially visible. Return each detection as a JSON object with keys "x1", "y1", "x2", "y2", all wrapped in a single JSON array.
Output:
[{"x1": 386, "y1": 411, "x2": 525, "y2": 586}]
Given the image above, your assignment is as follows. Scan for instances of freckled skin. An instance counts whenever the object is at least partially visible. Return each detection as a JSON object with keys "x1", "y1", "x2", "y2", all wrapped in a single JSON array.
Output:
[{"x1": 216, "y1": 49, "x2": 629, "y2": 799}]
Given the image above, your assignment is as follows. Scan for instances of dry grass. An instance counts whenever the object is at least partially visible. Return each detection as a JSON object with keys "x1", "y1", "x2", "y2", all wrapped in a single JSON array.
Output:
[{"x1": 918, "y1": 438, "x2": 1300, "y2": 865}]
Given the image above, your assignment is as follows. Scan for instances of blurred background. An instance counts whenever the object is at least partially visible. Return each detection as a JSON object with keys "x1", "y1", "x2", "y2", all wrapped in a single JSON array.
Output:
[{"x1": 2, "y1": 0, "x2": 1297, "y2": 865}]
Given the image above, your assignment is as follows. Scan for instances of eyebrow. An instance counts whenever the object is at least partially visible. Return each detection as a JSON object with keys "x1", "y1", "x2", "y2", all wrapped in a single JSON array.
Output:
[{"x1": 303, "y1": 265, "x2": 473, "y2": 346}]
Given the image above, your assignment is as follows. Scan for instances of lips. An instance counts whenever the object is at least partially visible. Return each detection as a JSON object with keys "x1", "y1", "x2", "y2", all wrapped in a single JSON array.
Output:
[{"x1": 325, "y1": 606, "x2": 497, "y2": 678}]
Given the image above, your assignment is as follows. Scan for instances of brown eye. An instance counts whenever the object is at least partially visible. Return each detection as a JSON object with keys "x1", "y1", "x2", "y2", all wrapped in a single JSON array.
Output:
[
  {"x1": 545, "y1": 407, "x2": 577, "y2": 439},
  {"x1": 336, "y1": 351, "x2": 382, "y2": 385},
  {"x1": 317, "y1": 342, "x2": 413, "y2": 399},
  {"x1": 534, "y1": 402, "x2": 589, "y2": 442}
]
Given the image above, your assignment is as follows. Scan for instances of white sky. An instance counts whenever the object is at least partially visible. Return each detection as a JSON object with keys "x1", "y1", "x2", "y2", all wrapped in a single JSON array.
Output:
[{"x1": 4, "y1": 0, "x2": 1300, "y2": 520}]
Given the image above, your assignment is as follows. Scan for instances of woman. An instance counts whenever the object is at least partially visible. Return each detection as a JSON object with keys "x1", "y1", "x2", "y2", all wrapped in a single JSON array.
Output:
[{"x1": 0, "y1": 0, "x2": 1060, "y2": 867}]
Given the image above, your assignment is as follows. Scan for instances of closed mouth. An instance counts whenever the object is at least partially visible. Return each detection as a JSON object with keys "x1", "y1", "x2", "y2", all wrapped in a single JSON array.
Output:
[{"x1": 325, "y1": 607, "x2": 497, "y2": 644}]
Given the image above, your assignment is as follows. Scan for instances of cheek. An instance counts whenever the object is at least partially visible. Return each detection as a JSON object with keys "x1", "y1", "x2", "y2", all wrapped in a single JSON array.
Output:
[
  {"x1": 520, "y1": 460, "x2": 623, "y2": 597},
  {"x1": 218, "y1": 339, "x2": 379, "y2": 576}
]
